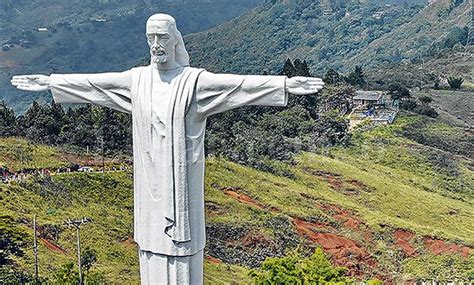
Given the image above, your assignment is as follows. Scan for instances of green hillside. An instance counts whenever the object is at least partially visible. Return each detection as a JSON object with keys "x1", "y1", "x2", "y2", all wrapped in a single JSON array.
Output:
[
  {"x1": 2, "y1": 110, "x2": 472, "y2": 283},
  {"x1": 186, "y1": 0, "x2": 470, "y2": 74}
]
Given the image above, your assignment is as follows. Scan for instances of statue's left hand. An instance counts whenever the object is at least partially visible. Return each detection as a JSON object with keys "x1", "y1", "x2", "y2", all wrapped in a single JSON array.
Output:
[{"x1": 286, "y1": 76, "x2": 325, "y2": 95}]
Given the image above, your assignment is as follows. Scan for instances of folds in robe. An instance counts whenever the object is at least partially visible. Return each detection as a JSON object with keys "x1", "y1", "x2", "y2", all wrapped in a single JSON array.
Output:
[{"x1": 50, "y1": 66, "x2": 287, "y2": 256}]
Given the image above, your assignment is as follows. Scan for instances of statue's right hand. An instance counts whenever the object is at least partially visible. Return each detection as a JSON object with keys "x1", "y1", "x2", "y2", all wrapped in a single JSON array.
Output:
[{"x1": 11, "y1": 75, "x2": 51, "y2": 92}]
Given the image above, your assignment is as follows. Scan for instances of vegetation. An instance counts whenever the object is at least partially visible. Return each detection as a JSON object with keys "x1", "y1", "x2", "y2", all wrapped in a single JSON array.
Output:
[
  {"x1": 250, "y1": 248, "x2": 352, "y2": 284},
  {"x1": 0, "y1": 137, "x2": 67, "y2": 171},
  {"x1": 1, "y1": 1, "x2": 473, "y2": 283},
  {"x1": 187, "y1": 0, "x2": 470, "y2": 77},
  {"x1": 447, "y1": 76, "x2": 464, "y2": 89},
  {"x1": 404, "y1": 254, "x2": 474, "y2": 281},
  {"x1": 0, "y1": 101, "x2": 132, "y2": 156},
  {"x1": 1, "y1": 108, "x2": 473, "y2": 282},
  {"x1": 207, "y1": 58, "x2": 352, "y2": 175}
]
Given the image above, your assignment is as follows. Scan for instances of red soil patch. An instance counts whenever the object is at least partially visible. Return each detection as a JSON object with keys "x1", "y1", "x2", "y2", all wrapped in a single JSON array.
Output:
[
  {"x1": 292, "y1": 217, "x2": 377, "y2": 278},
  {"x1": 333, "y1": 213, "x2": 362, "y2": 229},
  {"x1": 304, "y1": 169, "x2": 344, "y2": 190},
  {"x1": 292, "y1": 217, "x2": 333, "y2": 233},
  {"x1": 320, "y1": 204, "x2": 364, "y2": 230},
  {"x1": 292, "y1": 203, "x2": 379, "y2": 278},
  {"x1": 423, "y1": 237, "x2": 471, "y2": 258},
  {"x1": 122, "y1": 235, "x2": 138, "y2": 249},
  {"x1": 205, "y1": 255, "x2": 222, "y2": 264},
  {"x1": 224, "y1": 190, "x2": 265, "y2": 209},
  {"x1": 223, "y1": 190, "x2": 280, "y2": 213},
  {"x1": 40, "y1": 238, "x2": 66, "y2": 254},
  {"x1": 393, "y1": 229, "x2": 417, "y2": 257}
]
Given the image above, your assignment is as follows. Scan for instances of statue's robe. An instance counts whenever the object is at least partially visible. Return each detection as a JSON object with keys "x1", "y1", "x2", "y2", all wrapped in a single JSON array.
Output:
[{"x1": 50, "y1": 66, "x2": 287, "y2": 284}]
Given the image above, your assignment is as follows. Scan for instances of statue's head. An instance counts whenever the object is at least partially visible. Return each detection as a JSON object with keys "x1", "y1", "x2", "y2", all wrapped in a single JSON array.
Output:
[{"x1": 146, "y1": 13, "x2": 189, "y2": 67}]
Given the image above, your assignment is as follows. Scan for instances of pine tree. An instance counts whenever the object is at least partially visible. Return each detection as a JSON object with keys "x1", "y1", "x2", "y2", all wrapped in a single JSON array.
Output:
[
  {"x1": 0, "y1": 100, "x2": 16, "y2": 136},
  {"x1": 345, "y1": 65, "x2": 366, "y2": 87},
  {"x1": 323, "y1": 68, "x2": 342, "y2": 85},
  {"x1": 281, "y1": 58, "x2": 296, "y2": 78}
]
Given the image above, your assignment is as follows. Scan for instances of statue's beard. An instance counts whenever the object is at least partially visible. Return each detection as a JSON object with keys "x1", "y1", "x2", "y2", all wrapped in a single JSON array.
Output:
[
  {"x1": 151, "y1": 47, "x2": 167, "y2": 64},
  {"x1": 152, "y1": 54, "x2": 167, "y2": 64}
]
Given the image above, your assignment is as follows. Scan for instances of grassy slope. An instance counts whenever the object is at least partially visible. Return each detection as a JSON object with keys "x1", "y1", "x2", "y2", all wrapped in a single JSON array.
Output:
[
  {"x1": 0, "y1": 137, "x2": 67, "y2": 171},
  {"x1": 1, "y1": 112, "x2": 473, "y2": 282},
  {"x1": 414, "y1": 88, "x2": 474, "y2": 127}
]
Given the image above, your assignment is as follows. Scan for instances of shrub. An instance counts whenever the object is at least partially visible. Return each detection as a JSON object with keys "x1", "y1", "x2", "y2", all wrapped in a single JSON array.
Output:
[
  {"x1": 249, "y1": 248, "x2": 352, "y2": 284},
  {"x1": 399, "y1": 99, "x2": 418, "y2": 111},
  {"x1": 447, "y1": 77, "x2": 463, "y2": 89},
  {"x1": 418, "y1": 96, "x2": 433, "y2": 104},
  {"x1": 388, "y1": 83, "x2": 411, "y2": 101}
]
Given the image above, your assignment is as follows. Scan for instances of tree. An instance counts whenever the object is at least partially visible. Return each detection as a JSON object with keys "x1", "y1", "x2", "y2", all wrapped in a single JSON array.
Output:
[
  {"x1": 281, "y1": 58, "x2": 296, "y2": 78},
  {"x1": 17, "y1": 100, "x2": 66, "y2": 145},
  {"x1": 447, "y1": 77, "x2": 463, "y2": 89},
  {"x1": 323, "y1": 68, "x2": 343, "y2": 85},
  {"x1": 53, "y1": 262, "x2": 79, "y2": 284},
  {"x1": 345, "y1": 65, "x2": 366, "y2": 87},
  {"x1": 292, "y1": 59, "x2": 311, "y2": 77},
  {"x1": 0, "y1": 215, "x2": 28, "y2": 265},
  {"x1": 0, "y1": 101, "x2": 16, "y2": 136},
  {"x1": 388, "y1": 83, "x2": 411, "y2": 101}
]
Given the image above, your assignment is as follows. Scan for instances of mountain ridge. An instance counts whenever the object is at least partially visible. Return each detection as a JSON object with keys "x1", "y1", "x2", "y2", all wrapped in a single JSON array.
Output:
[{"x1": 186, "y1": 0, "x2": 470, "y2": 74}]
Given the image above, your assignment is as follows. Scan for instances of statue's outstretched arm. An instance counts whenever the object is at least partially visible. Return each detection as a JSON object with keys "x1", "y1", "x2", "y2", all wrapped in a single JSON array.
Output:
[
  {"x1": 11, "y1": 71, "x2": 133, "y2": 114},
  {"x1": 196, "y1": 72, "x2": 324, "y2": 118}
]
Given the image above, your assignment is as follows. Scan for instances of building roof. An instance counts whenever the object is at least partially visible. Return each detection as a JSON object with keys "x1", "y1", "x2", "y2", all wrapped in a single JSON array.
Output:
[{"x1": 353, "y1": 90, "x2": 382, "y2": 101}]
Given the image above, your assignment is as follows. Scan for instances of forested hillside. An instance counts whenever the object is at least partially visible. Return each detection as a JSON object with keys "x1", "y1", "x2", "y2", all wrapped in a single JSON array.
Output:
[
  {"x1": 187, "y1": 0, "x2": 470, "y2": 74},
  {"x1": 0, "y1": 0, "x2": 261, "y2": 112}
]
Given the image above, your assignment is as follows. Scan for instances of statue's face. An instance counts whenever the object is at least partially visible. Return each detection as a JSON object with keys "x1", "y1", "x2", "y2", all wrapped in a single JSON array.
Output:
[{"x1": 146, "y1": 20, "x2": 177, "y2": 64}]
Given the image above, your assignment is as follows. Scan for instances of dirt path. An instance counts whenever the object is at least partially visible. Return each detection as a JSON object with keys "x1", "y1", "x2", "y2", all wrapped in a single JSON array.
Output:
[{"x1": 40, "y1": 238, "x2": 67, "y2": 254}]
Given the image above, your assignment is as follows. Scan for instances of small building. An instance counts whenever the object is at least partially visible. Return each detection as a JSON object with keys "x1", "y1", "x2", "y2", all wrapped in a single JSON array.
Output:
[
  {"x1": 38, "y1": 27, "x2": 49, "y2": 32},
  {"x1": 91, "y1": 17, "x2": 107, "y2": 23},
  {"x1": 352, "y1": 91, "x2": 384, "y2": 107}
]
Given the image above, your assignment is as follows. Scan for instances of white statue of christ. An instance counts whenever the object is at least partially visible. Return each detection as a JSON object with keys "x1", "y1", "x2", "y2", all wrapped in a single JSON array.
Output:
[{"x1": 11, "y1": 13, "x2": 324, "y2": 285}]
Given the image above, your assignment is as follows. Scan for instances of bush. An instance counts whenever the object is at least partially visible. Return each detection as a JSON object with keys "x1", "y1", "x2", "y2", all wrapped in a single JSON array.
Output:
[
  {"x1": 400, "y1": 99, "x2": 437, "y2": 118},
  {"x1": 249, "y1": 248, "x2": 352, "y2": 284},
  {"x1": 447, "y1": 77, "x2": 463, "y2": 89},
  {"x1": 399, "y1": 99, "x2": 418, "y2": 111},
  {"x1": 416, "y1": 104, "x2": 438, "y2": 118},
  {"x1": 388, "y1": 83, "x2": 411, "y2": 101},
  {"x1": 0, "y1": 215, "x2": 29, "y2": 265},
  {"x1": 418, "y1": 96, "x2": 433, "y2": 104}
]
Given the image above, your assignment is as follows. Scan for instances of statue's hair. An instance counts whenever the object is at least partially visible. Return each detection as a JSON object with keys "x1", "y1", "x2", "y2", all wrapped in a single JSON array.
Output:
[{"x1": 146, "y1": 13, "x2": 189, "y2": 66}]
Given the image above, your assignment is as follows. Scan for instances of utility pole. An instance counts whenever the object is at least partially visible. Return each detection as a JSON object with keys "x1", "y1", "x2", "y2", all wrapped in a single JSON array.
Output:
[
  {"x1": 65, "y1": 218, "x2": 92, "y2": 285},
  {"x1": 101, "y1": 137, "x2": 105, "y2": 174},
  {"x1": 33, "y1": 215, "x2": 39, "y2": 282}
]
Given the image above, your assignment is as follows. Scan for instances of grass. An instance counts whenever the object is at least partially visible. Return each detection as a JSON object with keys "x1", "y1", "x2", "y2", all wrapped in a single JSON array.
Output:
[
  {"x1": 1, "y1": 112, "x2": 473, "y2": 282},
  {"x1": 0, "y1": 137, "x2": 67, "y2": 171}
]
